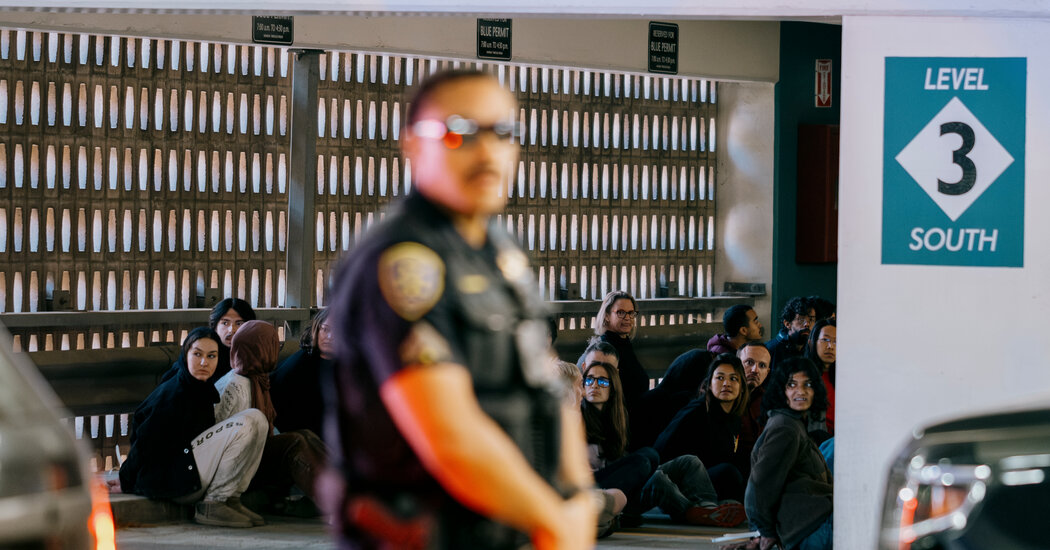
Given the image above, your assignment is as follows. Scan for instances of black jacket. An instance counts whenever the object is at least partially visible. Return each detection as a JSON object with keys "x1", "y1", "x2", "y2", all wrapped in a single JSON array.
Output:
[
  {"x1": 766, "y1": 328, "x2": 805, "y2": 372},
  {"x1": 653, "y1": 394, "x2": 745, "y2": 474},
  {"x1": 270, "y1": 349, "x2": 330, "y2": 439},
  {"x1": 628, "y1": 348, "x2": 712, "y2": 450},
  {"x1": 119, "y1": 359, "x2": 220, "y2": 499},
  {"x1": 744, "y1": 408, "x2": 832, "y2": 548},
  {"x1": 600, "y1": 331, "x2": 651, "y2": 414},
  {"x1": 328, "y1": 193, "x2": 561, "y2": 548}
]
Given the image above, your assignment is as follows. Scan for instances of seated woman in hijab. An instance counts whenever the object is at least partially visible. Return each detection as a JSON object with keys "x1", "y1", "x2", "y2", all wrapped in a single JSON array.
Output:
[{"x1": 213, "y1": 320, "x2": 328, "y2": 516}]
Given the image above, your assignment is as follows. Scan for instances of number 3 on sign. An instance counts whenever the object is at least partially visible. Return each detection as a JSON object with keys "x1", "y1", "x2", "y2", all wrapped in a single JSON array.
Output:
[{"x1": 938, "y1": 121, "x2": 975, "y2": 196}]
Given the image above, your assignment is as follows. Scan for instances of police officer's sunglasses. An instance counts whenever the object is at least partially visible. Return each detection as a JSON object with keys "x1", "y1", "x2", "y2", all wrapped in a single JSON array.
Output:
[
  {"x1": 583, "y1": 376, "x2": 612, "y2": 388},
  {"x1": 411, "y1": 115, "x2": 521, "y2": 149}
]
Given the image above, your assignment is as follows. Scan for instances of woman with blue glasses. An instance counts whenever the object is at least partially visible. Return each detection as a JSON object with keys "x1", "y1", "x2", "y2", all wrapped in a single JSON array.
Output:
[{"x1": 580, "y1": 340, "x2": 746, "y2": 528}]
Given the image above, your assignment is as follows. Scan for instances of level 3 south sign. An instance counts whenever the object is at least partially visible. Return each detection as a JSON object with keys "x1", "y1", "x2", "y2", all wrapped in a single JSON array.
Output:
[{"x1": 882, "y1": 57, "x2": 1026, "y2": 267}]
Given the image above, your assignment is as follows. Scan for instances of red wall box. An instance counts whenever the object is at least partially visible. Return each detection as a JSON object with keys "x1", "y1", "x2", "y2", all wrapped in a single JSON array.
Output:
[{"x1": 796, "y1": 124, "x2": 839, "y2": 263}]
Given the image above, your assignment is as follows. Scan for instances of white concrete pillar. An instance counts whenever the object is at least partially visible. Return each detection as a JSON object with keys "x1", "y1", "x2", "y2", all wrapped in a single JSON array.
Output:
[
  {"x1": 838, "y1": 15, "x2": 1050, "y2": 550},
  {"x1": 715, "y1": 81, "x2": 776, "y2": 325}
]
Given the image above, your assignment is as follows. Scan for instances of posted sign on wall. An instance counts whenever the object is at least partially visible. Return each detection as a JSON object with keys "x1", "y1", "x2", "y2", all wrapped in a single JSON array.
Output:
[{"x1": 882, "y1": 57, "x2": 1026, "y2": 267}]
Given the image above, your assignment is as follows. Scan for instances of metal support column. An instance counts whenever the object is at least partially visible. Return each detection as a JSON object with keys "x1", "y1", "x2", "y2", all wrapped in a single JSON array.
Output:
[{"x1": 285, "y1": 49, "x2": 321, "y2": 337}]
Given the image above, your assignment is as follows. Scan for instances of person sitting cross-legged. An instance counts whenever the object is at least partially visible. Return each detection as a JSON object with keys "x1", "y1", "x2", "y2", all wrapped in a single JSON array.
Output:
[
  {"x1": 580, "y1": 341, "x2": 746, "y2": 528},
  {"x1": 550, "y1": 358, "x2": 626, "y2": 539},
  {"x1": 723, "y1": 357, "x2": 833, "y2": 550},
  {"x1": 270, "y1": 308, "x2": 334, "y2": 441},
  {"x1": 737, "y1": 342, "x2": 772, "y2": 473},
  {"x1": 119, "y1": 327, "x2": 268, "y2": 528},
  {"x1": 654, "y1": 354, "x2": 751, "y2": 502},
  {"x1": 214, "y1": 320, "x2": 329, "y2": 518}
]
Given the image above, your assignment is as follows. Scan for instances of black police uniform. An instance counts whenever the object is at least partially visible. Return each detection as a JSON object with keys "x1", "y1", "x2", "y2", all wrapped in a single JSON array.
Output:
[{"x1": 328, "y1": 192, "x2": 564, "y2": 550}]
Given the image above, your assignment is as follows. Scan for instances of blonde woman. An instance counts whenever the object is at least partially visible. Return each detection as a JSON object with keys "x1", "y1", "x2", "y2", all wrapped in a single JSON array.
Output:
[{"x1": 594, "y1": 290, "x2": 650, "y2": 412}]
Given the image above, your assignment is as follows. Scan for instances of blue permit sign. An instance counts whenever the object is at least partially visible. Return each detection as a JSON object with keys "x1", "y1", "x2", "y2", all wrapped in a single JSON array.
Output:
[{"x1": 882, "y1": 57, "x2": 1026, "y2": 267}]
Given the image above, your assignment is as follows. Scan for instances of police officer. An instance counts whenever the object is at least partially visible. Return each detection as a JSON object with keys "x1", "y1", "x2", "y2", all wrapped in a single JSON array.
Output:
[{"x1": 327, "y1": 70, "x2": 597, "y2": 549}]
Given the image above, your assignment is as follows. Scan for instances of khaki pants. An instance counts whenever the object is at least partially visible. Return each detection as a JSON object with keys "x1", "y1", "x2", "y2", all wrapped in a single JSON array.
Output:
[{"x1": 176, "y1": 408, "x2": 268, "y2": 503}]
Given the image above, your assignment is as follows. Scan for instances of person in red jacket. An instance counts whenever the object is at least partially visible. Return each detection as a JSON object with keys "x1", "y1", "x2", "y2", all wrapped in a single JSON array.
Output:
[{"x1": 804, "y1": 318, "x2": 837, "y2": 438}]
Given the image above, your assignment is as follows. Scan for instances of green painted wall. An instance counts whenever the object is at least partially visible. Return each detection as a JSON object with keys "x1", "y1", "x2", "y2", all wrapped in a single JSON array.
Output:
[{"x1": 771, "y1": 22, "x2": 841, "y2": 326}]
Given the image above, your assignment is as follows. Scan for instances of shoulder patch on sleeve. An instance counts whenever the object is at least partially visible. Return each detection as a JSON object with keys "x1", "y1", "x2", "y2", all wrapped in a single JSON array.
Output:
[{"x1": 377, "y1": 242, "x2": 445, "y2": 321}]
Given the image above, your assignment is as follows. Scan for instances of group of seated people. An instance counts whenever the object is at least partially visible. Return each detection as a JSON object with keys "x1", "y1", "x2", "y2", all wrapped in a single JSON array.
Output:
[
  {"x1": 116, "y1": 289, "x2": 836, "y2": 548},
  {"x1": 118, "y1": 298, "x2": 334, "y2": 528},
  {"x1": 554, "y1": 291, "x2": 836, "y2": 550}
]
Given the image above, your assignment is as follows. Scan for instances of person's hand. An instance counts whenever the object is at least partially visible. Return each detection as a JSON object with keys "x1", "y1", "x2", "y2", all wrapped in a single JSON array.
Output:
[
  {"x1": 719, "y1": 538, "x2": 759, "y2": 550},
  {"x1": 532, "y1": 492, "x2": 597, "y2": 550},
  {"x1": 720, "y1": 536, "x2": 780, "y2": 550},
  {"x1": 758, "y1": 536, "x2": 781, "y2": 550},
  {"x1": 105, "y1": 478, "x2": 122, "y2": 494}
]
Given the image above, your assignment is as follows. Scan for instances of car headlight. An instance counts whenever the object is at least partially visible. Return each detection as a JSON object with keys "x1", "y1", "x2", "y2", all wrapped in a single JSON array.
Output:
[
  {"x1": 882, "y1": 452, "x2": 991, "y2": 550},
  {"x1": 882, "y1": 433, "x2": 1050, "y2": 550}
]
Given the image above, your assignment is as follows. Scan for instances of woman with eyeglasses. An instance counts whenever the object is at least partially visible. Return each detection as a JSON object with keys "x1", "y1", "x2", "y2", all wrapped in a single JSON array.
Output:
[
  {"x1": 654, "y1": 354, "x2": 751, "y2": 501},
  {"x1": 550, "y1": 359, "x2": 627, "y2": 539},
  {"x1": 581, "y1": 340, "x2": 746, "y2": 528},
  {"x1": 803, "y1": 318, "x2": 836, "y2": 437},
  {"x1": 595, "y1": 290, "x2": 650, "y2": 414},
  {"x1": 270, "y1": 308, "x2": 333, "y2": 441},
  {"x1": 722, "y1": 357, "x2": 832, "y2": 550}
]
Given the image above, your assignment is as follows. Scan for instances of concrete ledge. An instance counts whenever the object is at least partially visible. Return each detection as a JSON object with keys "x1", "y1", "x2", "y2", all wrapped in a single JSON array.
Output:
[{"x1": 109, "y1": 494, "x2": 193, "y2": 527}]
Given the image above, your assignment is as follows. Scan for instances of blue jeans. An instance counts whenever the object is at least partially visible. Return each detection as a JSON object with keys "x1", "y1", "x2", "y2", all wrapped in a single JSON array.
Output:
[
  {"x1": 639, "y1": 455, "x2": 720, "y2": 519},
  {"x1": 594, "y1": 447, "x2": 659, "y2": 494},
  {"x1": 819, "y1": 438, "x2": 834, "y2": 476},
  {"x1": 796, "y1": 513, "x2": 832, "y2": 550},
  {"x1": 708, "y1": 462, "x2": 745, "y2": 502}
]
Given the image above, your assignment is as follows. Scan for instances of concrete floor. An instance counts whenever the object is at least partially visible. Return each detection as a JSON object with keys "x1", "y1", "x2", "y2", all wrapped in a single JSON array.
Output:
[{"x1": 115, "y1": 516, "x2": 748, "y2": 549}]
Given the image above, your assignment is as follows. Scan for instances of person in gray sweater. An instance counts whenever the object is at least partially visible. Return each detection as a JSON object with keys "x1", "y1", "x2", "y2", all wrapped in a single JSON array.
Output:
[{"x1": 727, "y1": 357, "x2": 832, "y2": 550}]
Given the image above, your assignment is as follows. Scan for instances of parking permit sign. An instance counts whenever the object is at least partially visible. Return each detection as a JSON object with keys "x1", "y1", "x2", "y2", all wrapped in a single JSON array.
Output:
[{"x1": 882, "y1": 57, "x2": 1026, "y2": 267}]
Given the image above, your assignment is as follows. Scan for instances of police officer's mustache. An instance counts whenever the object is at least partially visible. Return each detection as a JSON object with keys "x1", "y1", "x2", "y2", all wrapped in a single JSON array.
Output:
[{"x1": 468, "y1": 164, "x2": 503, "y2": 180}]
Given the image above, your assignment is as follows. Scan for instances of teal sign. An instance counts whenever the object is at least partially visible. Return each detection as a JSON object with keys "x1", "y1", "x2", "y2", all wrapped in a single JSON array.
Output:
[{"x1": 883, "y1": 57, "x2": 1026, "y2": 267}]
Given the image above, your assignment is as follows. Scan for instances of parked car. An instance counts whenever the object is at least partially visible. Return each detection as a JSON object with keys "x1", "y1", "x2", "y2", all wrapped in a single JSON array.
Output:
[
  {"x1": 880, "y1": 404, "x2": 1050, "y2": 550},
  {"x1": 0, "y1": 325, "x2": 116, "y2": 549}
]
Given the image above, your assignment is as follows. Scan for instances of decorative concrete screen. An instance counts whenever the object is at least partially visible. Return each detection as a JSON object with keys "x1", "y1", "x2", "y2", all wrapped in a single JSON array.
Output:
[{"x1": 0, "y1": 30, "x2": 717, "y2": 351}]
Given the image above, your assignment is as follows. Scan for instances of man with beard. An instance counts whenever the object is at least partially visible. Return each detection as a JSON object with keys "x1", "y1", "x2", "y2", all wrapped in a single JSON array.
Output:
[
  {"x1": 765, "y1": 296, "x2": 816, "y2": 371},
  {"x1": 736, "y1": 342, "x2": 772, "y2": 474}
]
